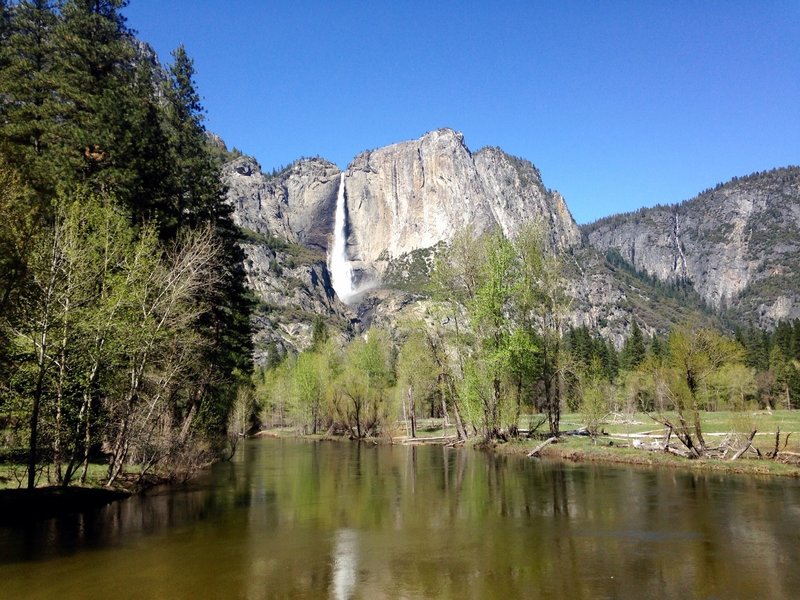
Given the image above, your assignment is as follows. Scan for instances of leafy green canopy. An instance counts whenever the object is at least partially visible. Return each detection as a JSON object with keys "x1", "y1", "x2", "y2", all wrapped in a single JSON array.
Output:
[{"x1": 0, "y1": 1, "x2": 252, "y2": 486}]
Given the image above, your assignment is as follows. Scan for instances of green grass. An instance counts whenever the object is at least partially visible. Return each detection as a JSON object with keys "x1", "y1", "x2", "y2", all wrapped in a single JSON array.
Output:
[
  {"x1": 0, "y1": 462, "x2": 135, "y2": 490},
  {"x1": 530, "y1": 436, "x2": 800, "y2": 477},
  {"x1": 559, "y1": 409, "x2": 800, "y2": 453},
  {"x1": 397, "y1": 410, "x2": 800, "y2": 477}
]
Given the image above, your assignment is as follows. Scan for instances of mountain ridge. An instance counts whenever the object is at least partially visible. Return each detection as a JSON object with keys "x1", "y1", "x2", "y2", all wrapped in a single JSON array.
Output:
[
  {"x1": 584, "y1": 165, "x2": 800, "y2": 327},
  {"x1": 220, "y1": 129, "x2": 798, "y2": 360}
]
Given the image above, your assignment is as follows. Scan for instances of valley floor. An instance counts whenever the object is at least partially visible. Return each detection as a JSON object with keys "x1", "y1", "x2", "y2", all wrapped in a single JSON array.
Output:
[
  {"x1": 263, "y1": 410, "x2": 800, "y2": 478},
  {"x1": 480, "y1": 410, "x2": 800, "y2": 477}
]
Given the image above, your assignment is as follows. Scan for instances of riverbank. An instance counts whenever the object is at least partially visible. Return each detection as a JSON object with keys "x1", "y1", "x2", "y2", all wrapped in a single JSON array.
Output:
[
  {"x1": 491, "y1": 435, "x2": 800, "y2": 478},
  {"x1": 0, "y1": 463, "x2": 182, "y2": 523},
  {"x1": 258, "y1": 409, "x2": 800, "y2": 478}
]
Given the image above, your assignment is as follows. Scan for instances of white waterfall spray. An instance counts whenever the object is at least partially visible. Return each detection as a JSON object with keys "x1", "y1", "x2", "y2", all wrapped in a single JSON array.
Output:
[{"x1": 329, "y1": 172, "x2": 356, "y2": 304}]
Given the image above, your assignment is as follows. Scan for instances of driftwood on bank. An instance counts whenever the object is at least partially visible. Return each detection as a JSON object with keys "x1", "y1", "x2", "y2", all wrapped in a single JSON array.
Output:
[
  {"x1": 664, "y1": 445, "x2": 691, "y2": 458},
  {"x1": 767, "y1": 428, "x2": 793, "y2": 460},
  {"x1": 401, "y1": 436, "x2": 457, "y2": 446},
  {"x1": 729, "y1": 430, "x2": 758, "y2": 461},
  {"x1": 527, "y1": 437, "x2": 558, "y2": 457},
  {"x1": 560, "y1": 427, "x2": 591, "y2": 436}
]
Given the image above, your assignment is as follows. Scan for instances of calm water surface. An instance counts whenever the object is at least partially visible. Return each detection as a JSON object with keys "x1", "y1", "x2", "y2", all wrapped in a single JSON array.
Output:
[{"x1": 1, "y1": 438, "x2": 799, "y2": 599}]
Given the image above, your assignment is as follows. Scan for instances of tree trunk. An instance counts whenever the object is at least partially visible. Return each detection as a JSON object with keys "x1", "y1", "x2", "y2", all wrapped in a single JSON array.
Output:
[
  {"x1": 450, "y1": 390, "x2": 467, "y2": 441},
  {"x1": 487, "y1": 376, "x2": 501, "y2": 440},
  {"x1": 771, "y1": 427, "x2": 781, "y2": 459},
  {"x1": 408, "y1": 387, "x2": 417, "y2": 439},
  {"x1": 28, "y1": 370, "x2": 45, "y2": 490},
  {"x1": 54, "y1": 291, "x2": 72, "y2": 486}
]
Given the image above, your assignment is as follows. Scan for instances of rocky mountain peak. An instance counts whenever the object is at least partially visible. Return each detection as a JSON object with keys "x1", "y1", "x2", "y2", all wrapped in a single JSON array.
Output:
[
  {"x1": 222, "y1": 129, "x2": 587, "y2": 356},
  {"x1": 221, "y1": 131, "x2": 800, "y2": 361},
  {"x1": 341, "y1": 129, "x2": 581, "y2": 283}
]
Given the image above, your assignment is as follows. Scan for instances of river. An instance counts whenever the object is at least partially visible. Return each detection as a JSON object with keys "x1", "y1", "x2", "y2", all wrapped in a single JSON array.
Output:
[{"x1": 1, "y1": 438, "x2": 798, "y2": 599}]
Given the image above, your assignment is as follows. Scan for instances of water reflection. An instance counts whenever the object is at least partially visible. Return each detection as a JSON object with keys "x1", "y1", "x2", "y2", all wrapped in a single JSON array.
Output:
[{"x1": 0, "y1": 438, "x2": 798, "y2": 599}]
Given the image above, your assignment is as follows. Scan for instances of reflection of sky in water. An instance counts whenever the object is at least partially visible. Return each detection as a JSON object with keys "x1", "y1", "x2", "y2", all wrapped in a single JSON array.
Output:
[{"x1": 331, "y1": 529, "x2": 358, "y2": 600}]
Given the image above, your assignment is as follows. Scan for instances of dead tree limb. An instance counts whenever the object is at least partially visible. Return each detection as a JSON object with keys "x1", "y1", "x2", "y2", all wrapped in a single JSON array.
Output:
[
  {"x1": 769, "y1": 427, "x2": 781, "y2": 459},
  {"x1": 730, "y1": 430, "x2": 757, "y2": 461}
]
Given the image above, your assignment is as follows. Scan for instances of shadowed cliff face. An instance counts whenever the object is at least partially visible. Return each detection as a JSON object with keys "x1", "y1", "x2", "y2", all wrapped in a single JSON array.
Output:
[
  {"x1": 584, "y1": 167, "x2": 800, "y2": 326},
  {"x1": 224, "y1": 156, "x2": 340, "y2": 251},
  {"x1": 222, "y1": 157, "x2": 352, "y2": 362}
]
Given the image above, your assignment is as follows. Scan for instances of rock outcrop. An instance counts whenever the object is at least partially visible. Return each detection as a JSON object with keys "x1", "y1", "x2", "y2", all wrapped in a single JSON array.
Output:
[
  {"x1": 224, "y1": 156, "x2": 340, "y2": 251},
  {"x1": 342, "y1": 129, "x2": 581, "y2": 282},
  {"x1": 584, "y1": 167, "x2": 800, "y2": 326},
  {"x1": 222, "y1": 129, "x2": 585, "y2": 360},
  {"x1": 222, "y1": 157, "x2": 353, "y2": 362}
]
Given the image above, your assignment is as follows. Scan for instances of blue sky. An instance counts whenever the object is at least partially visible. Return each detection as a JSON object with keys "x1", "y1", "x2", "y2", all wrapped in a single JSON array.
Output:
[{"x1": 124, "y1": 1, "x2": 799, "y2": 224}]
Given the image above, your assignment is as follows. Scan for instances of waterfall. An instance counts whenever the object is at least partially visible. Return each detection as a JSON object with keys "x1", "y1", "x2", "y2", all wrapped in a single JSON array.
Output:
[{"x1": 330, "y1": 172, "x2": 356, "y2": 304}]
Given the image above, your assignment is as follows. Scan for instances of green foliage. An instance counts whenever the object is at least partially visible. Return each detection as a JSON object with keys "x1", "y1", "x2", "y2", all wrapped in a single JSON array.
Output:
[
  {"x1": 565, "y1": 325, "x2": 619, "y2": 381},
  {"x1": 382, "y1": 245, "x2": 442, "y2": 293},
  {"x1": 0, "y1": 0, "x2": 59, "y2": 197},
  {"x1": 1, "y1": 189, "x2": 238, "y2": 486},
  {"x1": 256, "y1": 330, "x2": 396, "y2": 439},
  {"x1": 619, "y1": 321, "x2": 646, "y2": 371},
  {"x1": 335, "y1": 329, "x2": 395, "y2": 438},
  {"x1": 395, "y1": 328, "x2": 438, "y2": 437},
  {"x1": 429, "y1": 222, "x2": 569, "y2": 439},
  {"x1": 580, "y1": 359, "x2": 611, "y2": 438},
  {"x1": 604, "y1": 248, "x2": 709, "y2": 311},
  {"x1": 310, "y1": 315, "x2": 328, "y2": 350},
  {"x1": 292, "y1": 351, "x2": 325, "y2": 434},
  {"x1": 0, "y1": 3, "x2": 252, "y2": 485},
  {"x1": 639, "y1": 326, "x2": 747, "y2": 457}
]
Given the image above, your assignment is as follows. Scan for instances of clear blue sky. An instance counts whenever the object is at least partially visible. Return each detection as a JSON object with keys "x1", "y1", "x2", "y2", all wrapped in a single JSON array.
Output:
[{"x1": 124, "y1": 1, "x2": 800, "y2": 224}]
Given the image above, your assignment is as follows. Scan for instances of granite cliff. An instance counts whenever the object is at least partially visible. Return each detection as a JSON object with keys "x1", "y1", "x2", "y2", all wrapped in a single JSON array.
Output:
[
  {"x1": 342, "y1": 129, "x2": 580, "y2": 285},
  {"x1": 584, "y1": 166, "x2": 800, "y2": 327}
]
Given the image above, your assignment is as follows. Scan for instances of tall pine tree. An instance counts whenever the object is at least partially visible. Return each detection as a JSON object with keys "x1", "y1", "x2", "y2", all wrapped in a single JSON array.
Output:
[
  {"x1": 0, "y1": 0, "x2": 59, "y2": 197},
  {"x1": 620, "y1": 320, "x2": 646, "y2": 371},
  {"x1": 53, "y1": 0, "x2": 139, "y2": 193},
  {"x1": 163, "y1": 44, "x2": 253, "y2": 434}
]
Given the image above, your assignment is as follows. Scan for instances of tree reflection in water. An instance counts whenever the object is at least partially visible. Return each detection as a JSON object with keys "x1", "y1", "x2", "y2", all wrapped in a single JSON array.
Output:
[{"x1": 0, "y1": 438, "x2": 798, "y2": 599}]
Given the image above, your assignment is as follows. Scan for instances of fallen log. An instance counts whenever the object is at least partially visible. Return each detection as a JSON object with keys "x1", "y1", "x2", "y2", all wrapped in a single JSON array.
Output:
[
  {"x1": 402, "y1": 436, "x2": 457, "y2": 445},
  {"x1": 527, "y1": 436, "x2": 558, "y2": 457},
  {"x1": 664, "y1": 445, "x2": 691, "y2": 458},
  {"x1": 561, "y1": 427, "x2": 590, "y2": 436}
]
